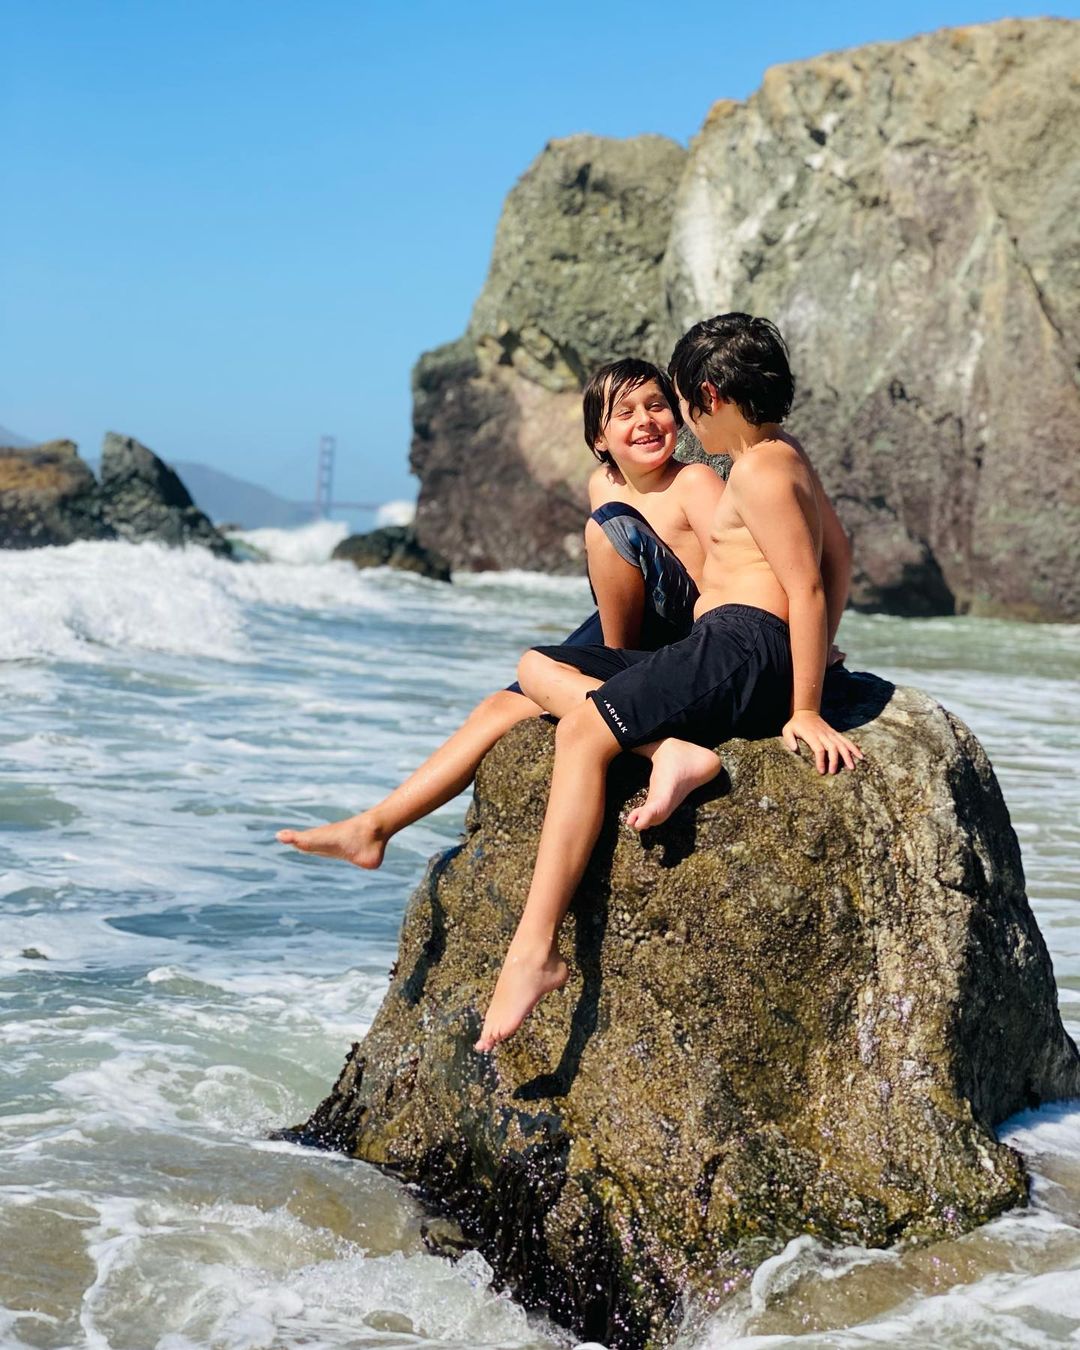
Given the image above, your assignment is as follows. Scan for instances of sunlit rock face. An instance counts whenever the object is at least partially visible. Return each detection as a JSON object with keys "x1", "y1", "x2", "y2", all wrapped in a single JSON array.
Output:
[
  {"x1": 409, "y1": 19, "x2": 1080, "y2": 619},
  {"x1": 410, "y1": 133, "x2": 687, "y2": 574},
  {"x1": 292, "y1": 673, "x2": 1080, "y2": 1349},
  {"x1": 0, "y1": 440, "x2": 110, "y2": 548},
  {"x1": 662, "y1": 19, "x2": 1079, "y2": 620}
]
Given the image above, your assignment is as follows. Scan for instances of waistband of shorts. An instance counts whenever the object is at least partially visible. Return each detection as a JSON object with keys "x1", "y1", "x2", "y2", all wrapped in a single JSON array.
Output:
[{"x1": 694, "y1": 603, "x2": 789, "y2": 634}]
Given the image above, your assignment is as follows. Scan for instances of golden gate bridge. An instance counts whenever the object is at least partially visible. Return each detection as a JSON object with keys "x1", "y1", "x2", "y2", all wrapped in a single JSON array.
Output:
[{"x1": 305, "y1": 435, "x2": 380, "y2": 519}]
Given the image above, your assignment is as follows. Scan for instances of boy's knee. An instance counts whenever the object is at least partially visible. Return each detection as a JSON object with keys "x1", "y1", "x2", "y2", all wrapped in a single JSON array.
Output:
[
  {"x1": 517, "y1": 648, "x2": 547, "y2": 694},
  {"x1": 471, "y1": 689, "x2": 522, "y2": 721},
  {"x1": 555, "y1": 698, "x2": 613, "y2": 750}
]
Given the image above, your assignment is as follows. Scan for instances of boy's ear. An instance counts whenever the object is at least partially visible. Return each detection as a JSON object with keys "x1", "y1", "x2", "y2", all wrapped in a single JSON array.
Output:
[{"x1": 701, "y1": 381, "x2": 722, "y2": 413}]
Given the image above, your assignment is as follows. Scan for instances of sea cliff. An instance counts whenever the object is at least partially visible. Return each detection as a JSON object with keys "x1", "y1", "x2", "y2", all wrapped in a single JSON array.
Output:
[{"x1": 409, "y1": 19, "x2": 1080, "y2": 621}]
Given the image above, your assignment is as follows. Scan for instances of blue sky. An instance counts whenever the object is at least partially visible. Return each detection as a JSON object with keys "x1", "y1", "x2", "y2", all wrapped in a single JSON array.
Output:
[{"x1": 3, "y1": 1, "x2": 1076, "y2": 508}]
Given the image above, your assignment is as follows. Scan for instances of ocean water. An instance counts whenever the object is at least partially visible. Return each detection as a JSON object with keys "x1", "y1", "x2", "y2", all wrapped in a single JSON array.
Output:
[{"x1": 1, "y1": 532, "x2": 1078, "y2": 1350}]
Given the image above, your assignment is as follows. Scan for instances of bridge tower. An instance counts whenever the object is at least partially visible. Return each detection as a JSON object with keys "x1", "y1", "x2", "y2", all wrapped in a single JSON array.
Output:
[{"x1": 313, "y1": 435, "x2": 336, "y2": 519}]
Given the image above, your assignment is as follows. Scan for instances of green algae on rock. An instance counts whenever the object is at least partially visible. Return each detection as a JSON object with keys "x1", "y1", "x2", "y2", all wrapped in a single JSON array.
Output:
[{"x1": 290, "y1": 672, "x2": 1080, "y2": 1348}]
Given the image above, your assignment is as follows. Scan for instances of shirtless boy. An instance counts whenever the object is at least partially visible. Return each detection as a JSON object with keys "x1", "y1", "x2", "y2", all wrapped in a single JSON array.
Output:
[
  {"x1": 474, "y1": 313, "x2": 863, "y2": 1053},
  {"x1": 276, "y1": 359, "x2": 725, "y2": 868}
]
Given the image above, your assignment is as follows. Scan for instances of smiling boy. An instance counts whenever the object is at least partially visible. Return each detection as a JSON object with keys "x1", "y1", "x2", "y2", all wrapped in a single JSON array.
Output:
[
  {"x1": 277, "y1": 360, "x2": 721, "y2": 869},
  {"x1": 475, "y1": 313, "x2": 862, "y2": 1053}
]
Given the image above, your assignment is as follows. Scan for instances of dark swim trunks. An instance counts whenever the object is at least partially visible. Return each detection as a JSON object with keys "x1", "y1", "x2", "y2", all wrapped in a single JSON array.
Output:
[
  {"x1": 532, "y1": 604, "x2": 793, "y2": 750},
  {"x1": 506, "y1": 503, "x2": 698, "y2": 694}
]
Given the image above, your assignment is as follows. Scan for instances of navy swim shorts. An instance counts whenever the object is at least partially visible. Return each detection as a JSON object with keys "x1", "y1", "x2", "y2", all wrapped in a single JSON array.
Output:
[{"x1": 533, "y1": 604, "x2": 793, "y2": 750}]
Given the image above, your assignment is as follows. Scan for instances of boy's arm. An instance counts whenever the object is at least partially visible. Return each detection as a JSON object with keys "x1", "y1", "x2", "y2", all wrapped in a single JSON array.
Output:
[
  {"x1": 818, "y1": 484, "x2": 852, "y2": 645},
  {"x1": 585, "y1": 465, "x2": 645, "y2": 646},
  {"x1": 733, "y1": 456, "x2": 862, "y2": 774},
  {"x1": 676, "y1": 462, "x2": 724, "y2": 550}
]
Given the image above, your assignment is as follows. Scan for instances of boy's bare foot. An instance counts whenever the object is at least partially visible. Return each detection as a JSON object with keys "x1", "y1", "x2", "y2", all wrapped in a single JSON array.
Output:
[
  {"x1": 626, "y1": 741, "x2": 721, "y2": 832},
  {"x1": 474, "y1": 942, "x2": 569, "y2": 1052},
  {"x1": 275, "y1": 811, "x2": 387, "y2": 870}
]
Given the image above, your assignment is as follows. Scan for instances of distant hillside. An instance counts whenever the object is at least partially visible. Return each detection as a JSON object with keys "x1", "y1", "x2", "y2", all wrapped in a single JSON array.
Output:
[
  {"x1": 0, "y1": 425, "x2": 36, "y2": 450},
  {"x1": 169, "y1": 461, "x2": 314, "y2": 528}
]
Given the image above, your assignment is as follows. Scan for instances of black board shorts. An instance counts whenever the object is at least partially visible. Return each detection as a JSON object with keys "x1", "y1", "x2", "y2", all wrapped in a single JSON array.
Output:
[{"x1": 532, "y1": 604, "x2": 793, "y2": 750}]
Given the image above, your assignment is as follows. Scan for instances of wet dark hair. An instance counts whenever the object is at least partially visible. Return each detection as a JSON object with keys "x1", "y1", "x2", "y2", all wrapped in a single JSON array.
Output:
[
  {"x1": 582, "y1": 358, "x2": 683, "y2": 466},
  {"x1": 668, "y1": 313, "x2": 794, "y2": 426}
]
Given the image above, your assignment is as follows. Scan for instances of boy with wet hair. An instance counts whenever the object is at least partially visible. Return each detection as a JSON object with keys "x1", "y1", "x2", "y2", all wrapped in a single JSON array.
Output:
[{"x1": 476, "y1": 313, "x2": 861, "y2": 1052}]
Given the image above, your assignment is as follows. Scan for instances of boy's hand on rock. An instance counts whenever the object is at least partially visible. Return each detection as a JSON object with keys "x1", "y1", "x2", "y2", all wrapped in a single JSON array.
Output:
[{"x1": 782, "y1": 711, "x2": 864, "y2": 774}]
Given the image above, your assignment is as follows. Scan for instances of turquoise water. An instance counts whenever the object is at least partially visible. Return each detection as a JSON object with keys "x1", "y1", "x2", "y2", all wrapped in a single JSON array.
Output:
[{"x1": 1, "y1": 534, "x2": 1078, "y2": 1349}]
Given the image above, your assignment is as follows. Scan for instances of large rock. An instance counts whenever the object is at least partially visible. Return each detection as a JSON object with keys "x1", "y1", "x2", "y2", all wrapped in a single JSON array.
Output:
[
  {"x1": 663, "y1": 19, "x2": 1080, "y2": 619},
  {"x1": 290, "y1": 673, "x2": 1080, "y2": 1347},
  {"x1": 410, "y1": 134, "x2": 688, "y2": 573},
  {"x1": 407, "y1": 20, "x2": 1080, "y2": 619},
  {"x1": 99, "y1": 432, "x2": 232, "y2": 556},
  {"x1": 0, "y1": 441, "x2": 114, "y2": 548},
  {"x1": 332, "y1": 525, "x2": 451, "y2": 582}
]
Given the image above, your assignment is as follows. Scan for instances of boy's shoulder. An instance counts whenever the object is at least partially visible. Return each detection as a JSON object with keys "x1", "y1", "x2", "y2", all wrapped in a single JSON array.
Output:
[
  {"x1": 670, "y1": 460, "x2": 722, "y2": 488},
  {"x1": 730, "y1": 436, "x2": 804, "y2": 482},
  {"x1": 670, "y1": 459, "x2": 724, "y2": 504},
  {"x1": 588, "y1": 462, "x2": 625, "y2": 506}
]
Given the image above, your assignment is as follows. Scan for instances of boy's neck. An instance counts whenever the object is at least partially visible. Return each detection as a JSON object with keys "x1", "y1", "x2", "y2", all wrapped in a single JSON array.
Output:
[
  {"x1": 616, "y1": 458, "x2": 678, "y2": 494},
  {"x1": 725, "y1": 420, "x2": 783, "y2": 462}
]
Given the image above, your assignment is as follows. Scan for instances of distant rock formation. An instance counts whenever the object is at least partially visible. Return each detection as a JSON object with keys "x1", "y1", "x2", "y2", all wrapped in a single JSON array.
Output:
[
  {"x1": 289, "y1": 673, "x2": 1080, "y2": 1348},
  {"x1": 409, "y1": 19, "x2": 1080, "y2": 620},
  {"x1": 99, "y1": 433, "x2": 231, "y2": 555},
  {"x1": 0, "y1": 434, "x2": 232, "y2": 556},
  {"x1": 332, "y1": 525, "x2": 451, "y2": 582},
  {"x1": 0, "y1": 441, "x2": 112, "y2": 548}
]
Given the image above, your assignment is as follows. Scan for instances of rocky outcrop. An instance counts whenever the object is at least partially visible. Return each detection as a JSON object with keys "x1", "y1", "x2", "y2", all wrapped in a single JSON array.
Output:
[
  {"x1": 0, "y1": 441, "x2": 113, "y2": 547},
  {"x1": 99, "y1": 433, "x2": 231, "y2": 556},
  {"x1": 332, "y1": 525, "x2": 451, "y2": 582},
  {"x1": 290, "y1": 672, "x2": 1080, "y2": 1348},
  {"x1": 411, "y1": 135, "x2": 687, "y2": 573},
  {"x1": 0, "y1": 434, "x2": 231, "y2": 555},
  {"x1": 663, "y1": 19, "x2": 1079, "y2": 619},
  {"x1": 408, "y1": 20, "x2": 1080, "y2": 619}
]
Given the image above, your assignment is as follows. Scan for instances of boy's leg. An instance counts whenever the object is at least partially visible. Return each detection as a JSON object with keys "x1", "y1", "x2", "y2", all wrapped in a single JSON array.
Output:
[
  {"x1": 518, "y1": 651, "x2": 723, "y2": 826},
  {"x1": 624, "y1": 737, "x2": 723, "y2": 831},
  {"x1": 276, "y1": 689, "x2": 542, "y2": 869},
  {"x1": 475, "y1": 698, "x2": 622, "y2": 1052}
]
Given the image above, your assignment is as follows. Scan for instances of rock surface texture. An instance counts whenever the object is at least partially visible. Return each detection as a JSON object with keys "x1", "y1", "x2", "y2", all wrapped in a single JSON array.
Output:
[
  {"x1": 98, "y1": 433, "x2": 231, "y2": 555},
  {"x1": 332, "y1": 526, "x2": 451, "y2": 582},
  {"x1": 409, "y1": 20, "x2": 1080, "y2": 619},
  {"x1": 0, "y1": 441, "x2": 113, "y2": 547},
  {"x1": 0, "y1": 435, "x2": 231, "y2": 554},
  {"x1": 410, "y1": 134, "x2": 687, "y2": 573},
  {"x1": 293, "y1": 673, "x2": 1080, "y2": 1348}
]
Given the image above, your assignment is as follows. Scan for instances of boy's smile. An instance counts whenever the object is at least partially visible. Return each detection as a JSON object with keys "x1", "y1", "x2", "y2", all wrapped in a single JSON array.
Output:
[{"x1": 595, "y1": 379, "x2": 678, "y2": 472}]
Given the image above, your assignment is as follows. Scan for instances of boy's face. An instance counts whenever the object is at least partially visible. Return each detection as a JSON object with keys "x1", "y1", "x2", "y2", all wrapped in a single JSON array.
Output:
[
  {"x1": 594, "y1": 378, "x2": 678, "y2": 472},
  {"x1": 676, "y1": 380, "x2": 734, "y2": 455}
]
